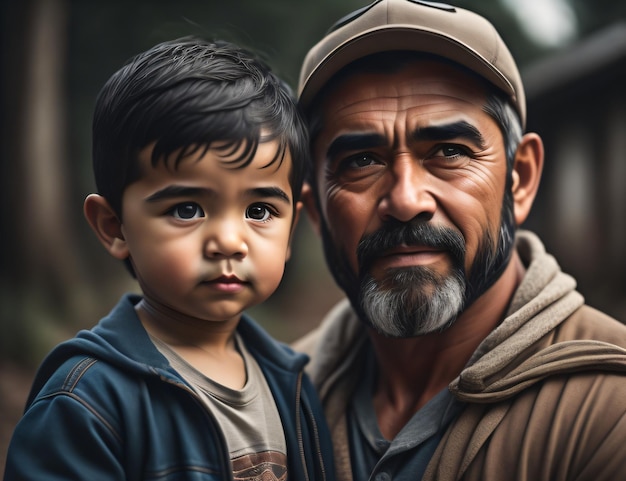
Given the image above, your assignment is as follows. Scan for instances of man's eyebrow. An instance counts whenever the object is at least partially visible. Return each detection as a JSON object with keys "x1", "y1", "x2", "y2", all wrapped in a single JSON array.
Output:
[
  {"x1": 412, "y1": 121, "x2": 485, "y2": 148},
  {"x1": 326, "y1": 133, "x2": 387, "y2": 159}
]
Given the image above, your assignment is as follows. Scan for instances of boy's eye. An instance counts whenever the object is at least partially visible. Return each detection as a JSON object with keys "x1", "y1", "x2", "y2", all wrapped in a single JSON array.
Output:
[
  {"x1": 170, "y1": 202, "x2": 205, "y2": 220},
  {"x1": 245, "y1": 203, "x2": 274, "y2": 222}
]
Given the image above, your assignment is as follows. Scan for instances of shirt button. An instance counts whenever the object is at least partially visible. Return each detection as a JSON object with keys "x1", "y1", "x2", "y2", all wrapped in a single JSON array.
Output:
[{"x1": 375, "y1": 473, "x2": 391, "y2": 481}]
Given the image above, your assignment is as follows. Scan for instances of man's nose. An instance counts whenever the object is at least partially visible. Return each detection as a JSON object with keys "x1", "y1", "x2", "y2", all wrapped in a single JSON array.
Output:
[
  {"x1": 204, "y1": 217, "x2": 248, "y2": 259},
  {"x1": 378, "y1": 156, "x2": 436, "y2": 223}
]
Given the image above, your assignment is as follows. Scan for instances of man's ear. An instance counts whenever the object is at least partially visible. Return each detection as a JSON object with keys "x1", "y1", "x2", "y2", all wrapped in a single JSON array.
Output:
[
  {"x1": 301, "y1": 182, "x2": 321, "y2": 236},
  {"x1": 83, "y1": 194, "x2": 129, "y2": 260},
  {"x1": 285, "y1": 201, "x2": 303, "y2": 261},
  {"x1": 511, "y1": 132, "x2": 544, "y2": 226}
]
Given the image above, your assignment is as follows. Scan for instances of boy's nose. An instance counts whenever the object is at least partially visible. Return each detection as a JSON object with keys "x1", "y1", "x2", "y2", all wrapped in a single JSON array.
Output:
[{"x1": 204, "y1": 219, "x2": 248, "y2": 259}]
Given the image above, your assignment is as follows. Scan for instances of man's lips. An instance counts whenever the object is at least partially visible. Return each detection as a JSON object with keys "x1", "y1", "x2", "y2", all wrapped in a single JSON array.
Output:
[
  {"x1": 382, "y1": 245, "x2": 441, "y2": 255},
  {"x1": 374, "y1": 245, "x2": 447, "y2": 268}
]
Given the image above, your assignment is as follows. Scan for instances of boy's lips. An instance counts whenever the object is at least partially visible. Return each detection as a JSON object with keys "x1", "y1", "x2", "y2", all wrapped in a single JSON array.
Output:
[
  {"x1": 201, "y1": 274, "x2": 248, "y2": 293},
  {"x1": 213, "y1": 274, "x2": 243, "y2": 283}
]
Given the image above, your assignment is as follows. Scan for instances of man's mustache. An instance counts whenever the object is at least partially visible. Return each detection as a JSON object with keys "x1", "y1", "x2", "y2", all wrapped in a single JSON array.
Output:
[{"x1": 357, "y1": 221, "x2": 466, "y2": 273}]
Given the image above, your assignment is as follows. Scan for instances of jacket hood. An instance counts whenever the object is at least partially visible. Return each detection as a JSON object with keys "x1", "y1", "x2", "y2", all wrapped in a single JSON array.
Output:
[
  {"x1": 27, "y1": 294, "x2": 308, "y2": 407},
  {"x1": 450, "y1": 231, "x2": 626, "y2": 401}
]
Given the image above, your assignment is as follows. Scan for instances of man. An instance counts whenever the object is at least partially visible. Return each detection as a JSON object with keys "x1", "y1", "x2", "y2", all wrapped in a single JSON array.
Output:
[{"x1": 295, "y1": 1, "x2": 626, "y2": 480}]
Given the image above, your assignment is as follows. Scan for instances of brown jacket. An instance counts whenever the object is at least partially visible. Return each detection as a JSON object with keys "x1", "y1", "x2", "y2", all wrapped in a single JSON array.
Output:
[{"x1": 295, "y1": 231, "x2": 626, "y2": 480}]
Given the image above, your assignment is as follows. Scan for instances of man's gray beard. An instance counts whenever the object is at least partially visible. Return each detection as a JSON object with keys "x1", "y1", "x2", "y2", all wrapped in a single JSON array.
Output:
[
  {"x1": 360, "y1": 266, "x2": 466, "y2": 337},
  {"x1": 316, "y1": 189, "x2": 515, "y2": 339}
]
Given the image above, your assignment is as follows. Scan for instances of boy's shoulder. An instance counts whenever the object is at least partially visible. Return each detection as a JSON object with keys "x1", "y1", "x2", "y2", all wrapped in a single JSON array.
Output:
[
  {"x1": 25, "y1": 349, "x2": 195, "y2": 435},
  {"x1": 27, "y1": 293, "x2": 181, "y2": 411},
  {"x1": 30, "y1": 352, "x2": 151, "y2": 407}
]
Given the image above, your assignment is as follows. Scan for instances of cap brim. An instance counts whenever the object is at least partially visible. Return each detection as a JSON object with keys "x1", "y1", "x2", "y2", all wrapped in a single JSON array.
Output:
[{"x1": 299, "y1": 26, "x2": 516, "y2": 113}]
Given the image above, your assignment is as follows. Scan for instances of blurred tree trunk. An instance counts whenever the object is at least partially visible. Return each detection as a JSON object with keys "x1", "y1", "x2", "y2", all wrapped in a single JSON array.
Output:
[{"x1": 1, "y1": 0, "x2": 86, "y2": 365}]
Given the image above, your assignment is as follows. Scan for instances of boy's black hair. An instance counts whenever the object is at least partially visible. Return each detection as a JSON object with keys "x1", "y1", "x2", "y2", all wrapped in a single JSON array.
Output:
[{"x1": 92, "y1": 36, "x2": 308, "y2": 219}]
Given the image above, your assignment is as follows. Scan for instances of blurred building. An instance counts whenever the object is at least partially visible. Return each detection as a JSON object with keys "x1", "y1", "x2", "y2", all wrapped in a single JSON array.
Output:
[{"x1": 523, "y1": 22, "x2": 626, "y2": 321}]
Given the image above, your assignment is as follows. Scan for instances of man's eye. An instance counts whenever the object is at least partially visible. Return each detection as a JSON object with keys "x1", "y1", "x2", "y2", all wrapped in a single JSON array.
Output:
[
  {"x1": 339, "y1": 153, "x2": 380, "y2": 170},
  {"x1": 170, "y1": 203, "x2": 204, "y2": 220},
  {"x1": 428, "y1": 144, "x2": 474, "y2": 168},
  {"x1": 245, "y1": 204, "x2": 275, "y2": 222},
  {"x1": 439, "y1": 144, "x2": 470, "y2": 158}
]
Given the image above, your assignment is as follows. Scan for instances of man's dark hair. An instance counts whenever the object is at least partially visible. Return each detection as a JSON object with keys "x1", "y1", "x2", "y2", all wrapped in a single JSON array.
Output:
[{"x1": 92, "y1": 36, "x2": 309, "y2": 218}]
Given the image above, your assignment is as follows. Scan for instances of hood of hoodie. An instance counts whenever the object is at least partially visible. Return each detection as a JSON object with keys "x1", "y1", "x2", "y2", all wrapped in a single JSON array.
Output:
[
  {"x1": 297, "y1": 230, "x2": 626, "y2": 405},
  {"x1": 26, "y1": 294, "x2": 309, "y2": 407},
  {"x1": 450, "y1": 231, "x2": 626, "y2": 401}
]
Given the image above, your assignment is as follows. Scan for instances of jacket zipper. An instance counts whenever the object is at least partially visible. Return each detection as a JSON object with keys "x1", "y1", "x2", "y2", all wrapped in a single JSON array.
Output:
[
  {"x1": 158, "y1": 372, "x2": 235, "y2": 481},
  {"x1": 295, "y1": 371, "x2": 311, "y2": 481},
  {"x1": 295, "y1": 370, "x2": 328, "y2": 481}
]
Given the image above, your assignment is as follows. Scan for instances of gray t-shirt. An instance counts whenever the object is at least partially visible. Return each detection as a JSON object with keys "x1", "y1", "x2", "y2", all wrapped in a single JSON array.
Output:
[{"x1": 151, "y1": 333, "x2": 287, "y2": 480}]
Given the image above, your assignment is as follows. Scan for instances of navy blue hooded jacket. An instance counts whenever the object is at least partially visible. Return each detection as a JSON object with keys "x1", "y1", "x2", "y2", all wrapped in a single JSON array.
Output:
[{"x1": 4, "y1": 294, "x2": 334, "y2": 480}]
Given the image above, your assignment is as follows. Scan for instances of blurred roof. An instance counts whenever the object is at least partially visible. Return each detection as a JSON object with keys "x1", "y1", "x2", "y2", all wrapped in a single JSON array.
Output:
[{"x1": 523, "y1": 22, "x2": 626, "y2": 100}]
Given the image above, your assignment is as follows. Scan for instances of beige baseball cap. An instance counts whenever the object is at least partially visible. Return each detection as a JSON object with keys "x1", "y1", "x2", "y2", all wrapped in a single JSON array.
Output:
[{"x1": 298, "y1": 0, "x2": 526, "y2": 127}]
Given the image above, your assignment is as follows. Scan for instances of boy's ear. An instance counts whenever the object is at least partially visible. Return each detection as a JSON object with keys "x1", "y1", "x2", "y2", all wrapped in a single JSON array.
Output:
[
  {"x1": 301, "y1": 182, "x2": 321, "y2": 236},
  {"x1": 511, "y1": 132, "x2": 544, "y2": 226},
  {"x1": 83, "y1": 194, "x2": 129, "y2": 260}
]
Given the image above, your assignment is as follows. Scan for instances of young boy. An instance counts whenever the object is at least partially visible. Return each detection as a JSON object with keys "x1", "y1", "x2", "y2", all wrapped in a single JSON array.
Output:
[{"x1": 4, "y1": 37, "x2": 334, "y2": 481}]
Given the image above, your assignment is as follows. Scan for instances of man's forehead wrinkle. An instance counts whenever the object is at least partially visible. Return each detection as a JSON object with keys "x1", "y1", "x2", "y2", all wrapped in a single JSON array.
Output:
[
  {"x1": 330, "y1": 94, "x2": 400, "y2": 116},
  {"x1": 332, "y1": 93, "x2": 485, "y2": 119}
]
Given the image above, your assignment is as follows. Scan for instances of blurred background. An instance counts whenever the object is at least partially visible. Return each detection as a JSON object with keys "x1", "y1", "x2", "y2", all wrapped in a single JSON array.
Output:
[{"x1": 1, "y1": 0, "x2": 626, "y2": 472}]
